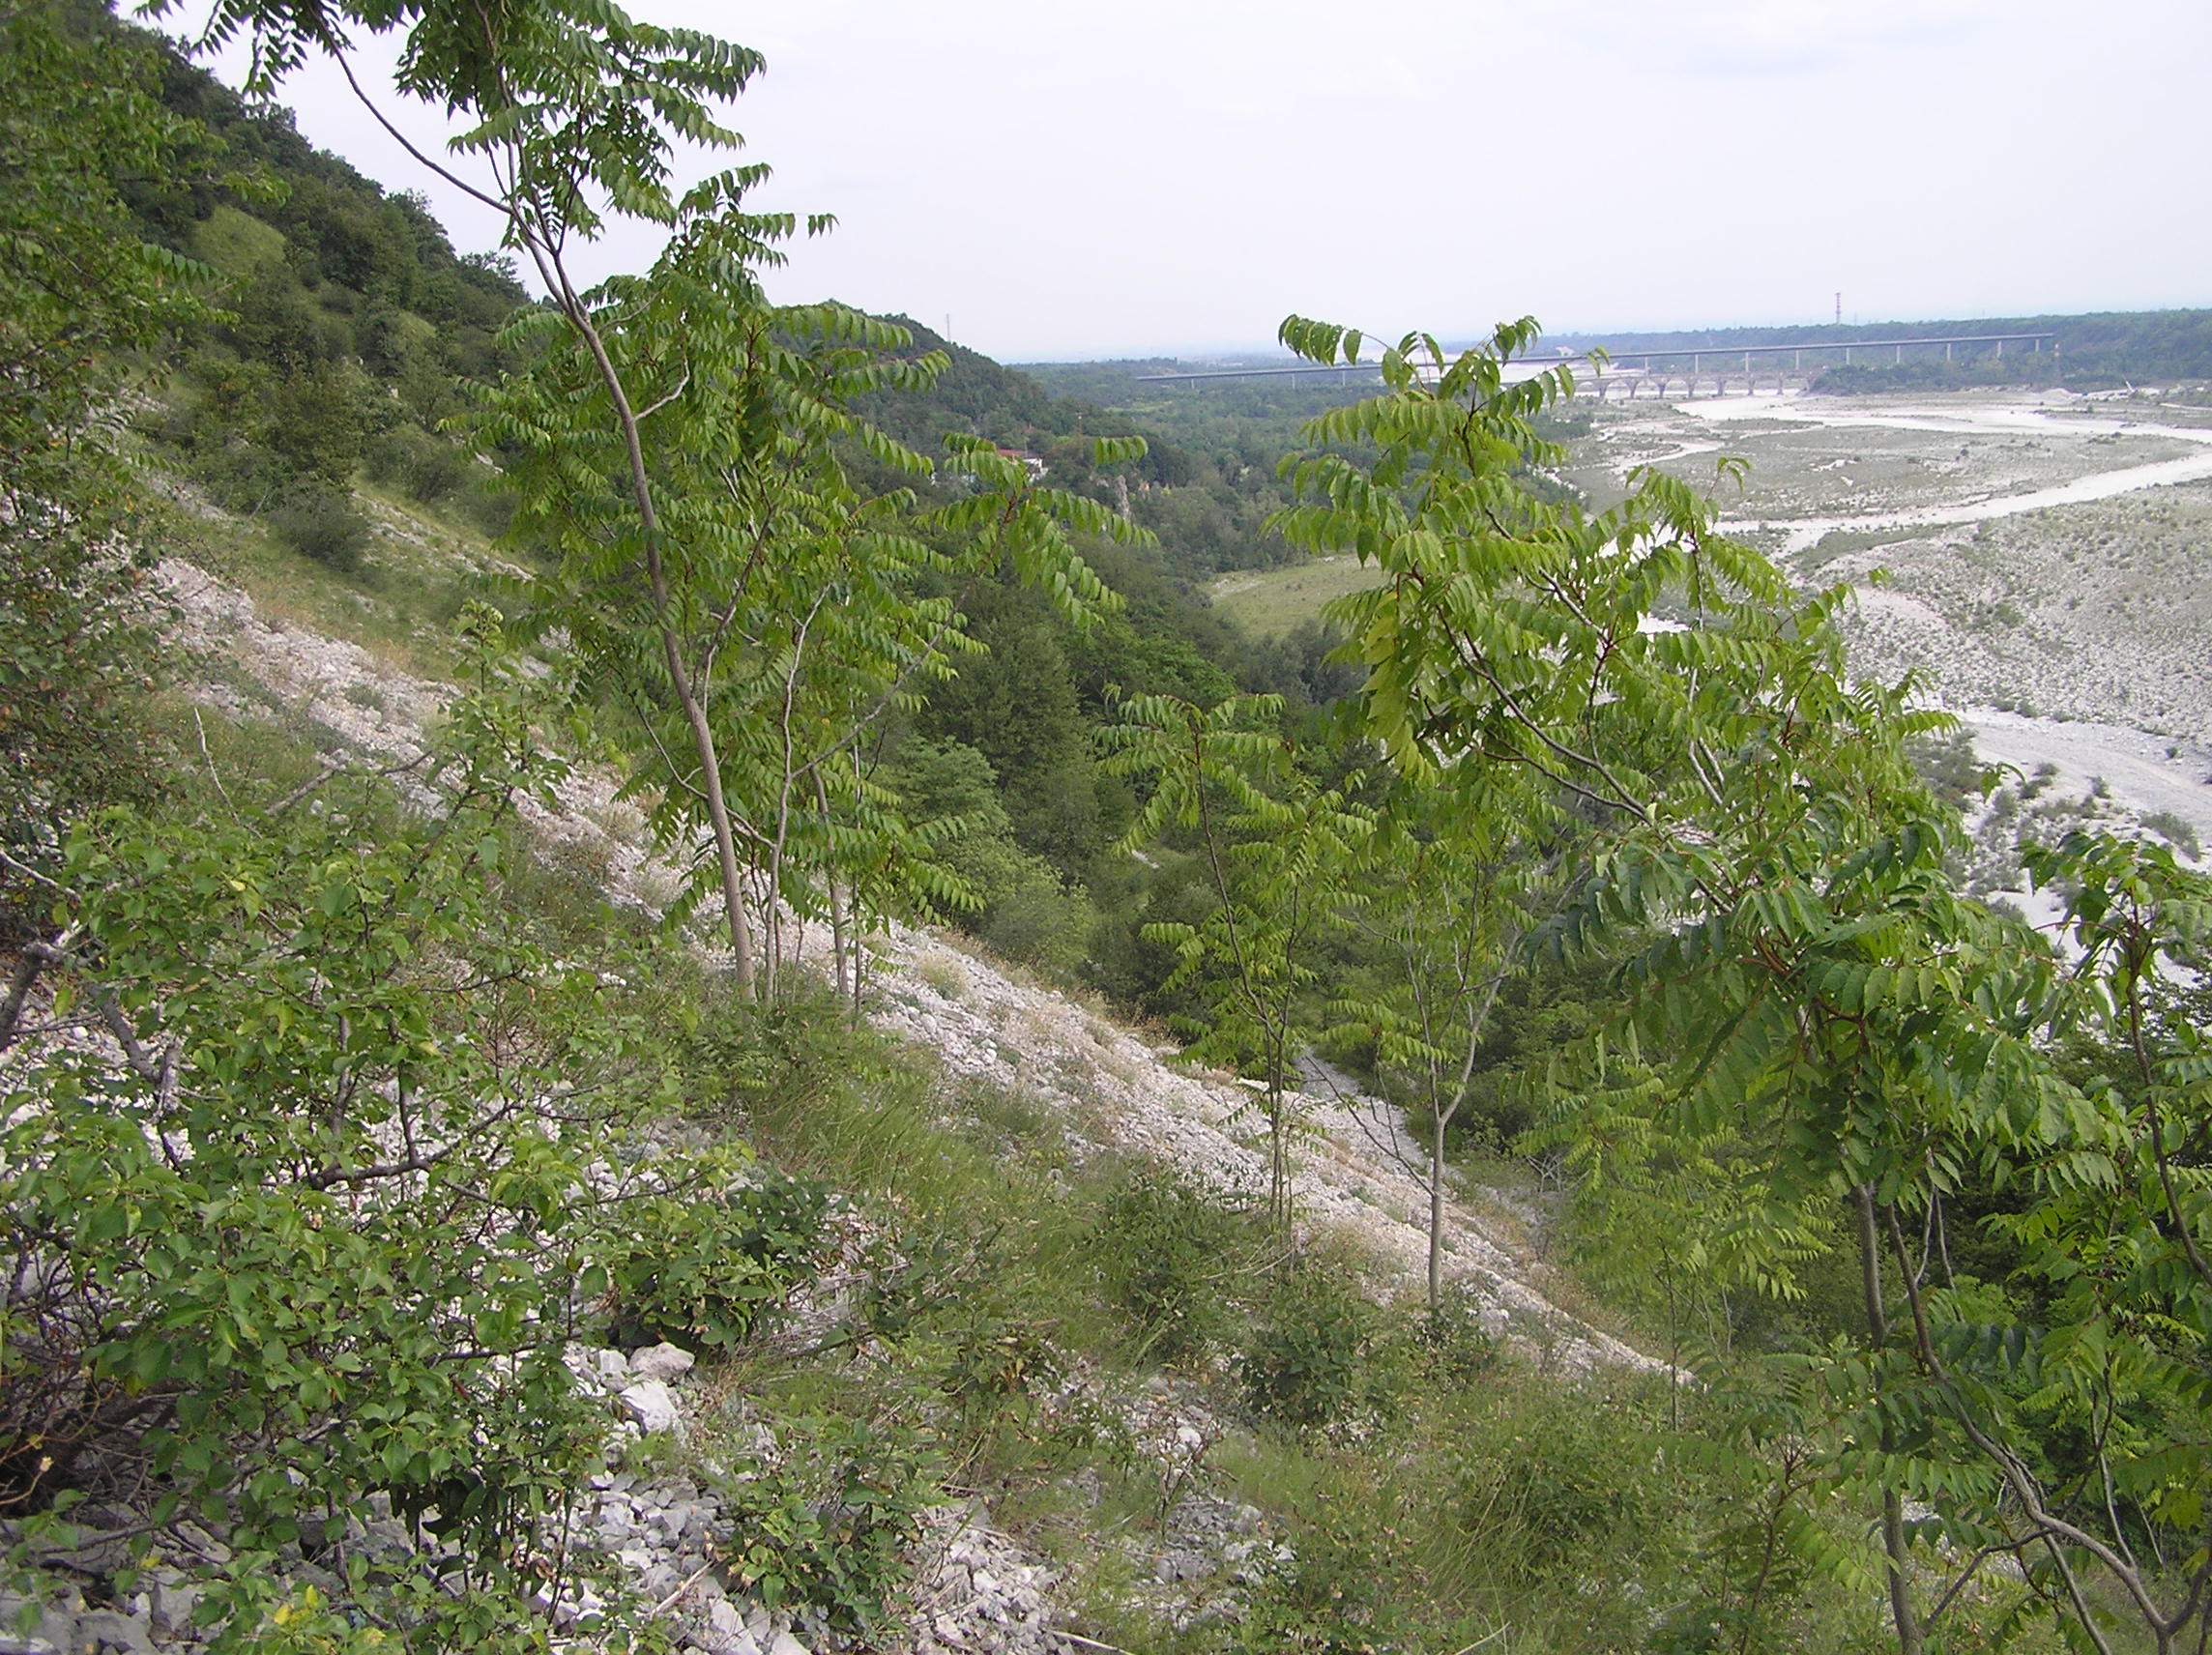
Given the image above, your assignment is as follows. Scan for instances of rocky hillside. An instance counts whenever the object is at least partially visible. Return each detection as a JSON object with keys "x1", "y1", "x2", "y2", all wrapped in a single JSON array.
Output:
[
  {"x1": 161, "y1": 523, "x2": 1646, "y2": 1375},
  {"x1": 0, "y1": 503, "x2": 1664, "y2": 1655}
]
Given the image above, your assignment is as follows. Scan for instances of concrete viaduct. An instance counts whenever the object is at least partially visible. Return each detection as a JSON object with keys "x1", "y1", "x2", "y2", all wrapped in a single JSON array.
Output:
[{"x1": 1135, "y1": 333, "x2": 2055, "y2": 399}]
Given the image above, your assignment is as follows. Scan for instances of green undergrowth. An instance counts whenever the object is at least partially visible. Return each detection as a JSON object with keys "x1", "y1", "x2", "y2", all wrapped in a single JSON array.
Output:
[
  {"x1": 651, "y1": 992, "x2": 1941, "y2": 1653},
  {"x1": 149, "y1": 468, "x2": 505, "y2": 682},
  {"x1": 100, "y1": 686, "x2": 2059, "y2": 1655},
  {"x1": 22, "y1": 683, "x2": 2068, "y2": 1653}
]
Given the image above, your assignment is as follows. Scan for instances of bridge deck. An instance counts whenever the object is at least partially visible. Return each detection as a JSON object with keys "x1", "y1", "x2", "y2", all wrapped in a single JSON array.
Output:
[{"x1": 1134, "y1": 333, "x2": 2055, "y2": 386}]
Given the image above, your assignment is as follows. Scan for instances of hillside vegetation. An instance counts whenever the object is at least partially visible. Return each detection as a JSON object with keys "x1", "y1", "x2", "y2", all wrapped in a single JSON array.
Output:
[{"x1": 3, "y1": 4, "x2": 2210, "y2": 1655}]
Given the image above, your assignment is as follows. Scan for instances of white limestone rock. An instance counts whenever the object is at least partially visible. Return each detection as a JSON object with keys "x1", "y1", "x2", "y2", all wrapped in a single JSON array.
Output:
[
  {"x1": 618, "y1": 1379, "x2": 682, "y2": 1435},
  {"x1": 627, "y1": 1342, "x2": 696, "y2": 1383}
]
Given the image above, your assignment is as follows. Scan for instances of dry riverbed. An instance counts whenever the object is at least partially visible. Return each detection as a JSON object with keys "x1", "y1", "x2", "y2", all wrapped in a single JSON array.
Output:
[{"x1": 1221, "y1": 389, "x2": 2212, "y2": 850}]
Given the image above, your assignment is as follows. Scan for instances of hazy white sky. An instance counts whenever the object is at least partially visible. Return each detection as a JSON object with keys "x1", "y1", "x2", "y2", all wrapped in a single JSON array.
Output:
[{"x1": 213, "y1": 0, "x2": 2212, "y2": 361}]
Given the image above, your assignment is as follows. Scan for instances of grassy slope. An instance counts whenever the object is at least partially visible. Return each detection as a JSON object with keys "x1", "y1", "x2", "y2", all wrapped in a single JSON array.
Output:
[
  {"x1": 1207, "y1": 555, "x2": 1383, "y2": 638},
  {"x1": 629, "y1": 980, "x2": 1859, "y2": 1655},
  {"x1": 158, "y1": 481, "x2": 502, "y2": 679}
]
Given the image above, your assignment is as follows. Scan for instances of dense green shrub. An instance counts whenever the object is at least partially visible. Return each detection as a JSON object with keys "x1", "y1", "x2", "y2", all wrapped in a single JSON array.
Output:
[
  {"x1": 1239, "y1": 1255, "x2": 1386, "y2": 1430},
  {"x1": 1450, "y1": 1391, "x2": 1646, "y2": 1576},
  {"x1": 1093, "y1": 1166, "x2": 1252, "y2": 1360},
  {"x1": 880, "y1": 736, "x2": 1102, "y2": 973},
  {"x1": 265, "y1": 363, "x2": 369, "y2": 490},
  {"x1": 1230, "y1": 1481, "x2": 1403, "y2": 1655},
  {"x1": 268, "y1": 485, "x2": 371, "y2": 570},
  {"x1": 602, "y1": 1172, "x2": 831, "y2": 1353},
  {"x1": 455, "y1": 474, "x2": 516, "y2": 539},
  {"x1": 1412, "y1": 1289, "x2": 1502, "y2": 1387},
  {"x1": 715, "y1": 1416, "x2": 940, "y2": 1638},
  {"x1": 0, "y1": 0, "x2": 208, "y2": 929},
  {"x1": 974, "y1": 857, "x2": 1099, "y2": 976},
  {"x1": 364, "y1": 423, "x2": 473, "y2": 504},
  {"x1": 185, "y1": 439, "x2": 296, "y2": 516},
  {"x1": 0, "y1": 641, "x2": 669, "y2": 1642}
]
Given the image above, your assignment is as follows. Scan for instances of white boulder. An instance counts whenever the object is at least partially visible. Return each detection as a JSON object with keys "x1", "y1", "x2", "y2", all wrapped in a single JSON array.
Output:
[
  {"x1": 618, "y1": 1379, "x2": 682, "y2": 1435},
  {"x1": 627, "y1": 1341, "x2": 696, "y2": 1383}
]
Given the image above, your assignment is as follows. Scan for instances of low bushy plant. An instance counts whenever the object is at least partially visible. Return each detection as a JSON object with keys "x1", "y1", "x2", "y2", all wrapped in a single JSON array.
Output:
[
  {"x1": 976, "y1": 861, "x2": 1098, "y2": 977},
  {"x1": 602, "y1": 1172, "x2": 831, "y2": 1353},
  {"x1": 455, "y1": 475, "x2": 515, "y2": 540},
  {"x1": 1230, "y1": 1485, "x2": 1402, "y2": 1655},
  {"x1": 714, "y1": 1416, "x2": 940, "y2": 1638},
  {"x1": 2141, "y1": 807, "x2": 2202, "y2": 859},
  {"x1": 1412, "y1": 1289, "x2": 1501, "y2": 1388},
  {"x1": 1449, "y1": 1390, "x2": 1647, "y2": 1577},
  {"x1": 1093, "y1": 1166, "x2": 1251, "y2": 1360},
  {"x1": 1238, "y1": 1255, "x2": 1387, "y2": 1431},
  {"x1": 0, "y1": 629, "x2": 666, "y2": 1643},
  {"x1": 268, "y1": 485, "x2": 371, "y2": 570},
  {"x1": 364, "y1": 424, "x2": 472, "y2": 505}
]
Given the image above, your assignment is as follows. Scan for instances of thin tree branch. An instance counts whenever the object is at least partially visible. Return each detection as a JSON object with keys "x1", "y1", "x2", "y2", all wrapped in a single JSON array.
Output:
[{"x1": 0, "y1": 927, "x2": 80, "y2": 1053}]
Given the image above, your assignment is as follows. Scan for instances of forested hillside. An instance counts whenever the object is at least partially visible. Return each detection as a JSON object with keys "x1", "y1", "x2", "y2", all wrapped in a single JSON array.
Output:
[
  {"x1": 110, "y1": 6, "x2": 526, "y2": 560},
  {"x1": 4, "y1": 2, "x2": 2210, "y2": 1653}
]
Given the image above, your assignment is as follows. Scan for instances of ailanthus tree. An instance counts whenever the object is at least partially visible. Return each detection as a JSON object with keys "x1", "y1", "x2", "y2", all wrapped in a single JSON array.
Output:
[
  {"x1": 1335, "y1": 777, "x2": 1562, "y2": 1307},
  {"x1": 1102, "y1": 693, "x2": 1370, "y2": 1226},
  {"x1": 1268, "y1": 315, "x2": 1963, "y2": 1647},
  {"x1": 190, "y1": 0, "x2": 1141, "y2": 997},
  {"x1": 481, "y1": 241, "x2": 1137, "y2": 996},
  {"x1": 1272, "y1": 313, "x2": 2212, "y2": 1653}
]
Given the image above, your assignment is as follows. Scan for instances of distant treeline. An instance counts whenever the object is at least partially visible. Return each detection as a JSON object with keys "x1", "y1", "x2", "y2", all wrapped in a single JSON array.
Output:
[{"x1": 1027, "y1": 306, "x2": 2212, "y2": 429}]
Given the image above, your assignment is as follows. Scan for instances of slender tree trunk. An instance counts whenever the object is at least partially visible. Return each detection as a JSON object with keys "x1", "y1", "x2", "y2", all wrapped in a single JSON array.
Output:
[
  {"x1": 531, "y1": 243, "x2": 757, "y2": 998},
  {"x1": 675, "y1": 682, "x2": 757, "y2": 996},
  {"x1": 819, "y1": 816, "x2": 849, "y2": 1003},
  {"x1": 764, "y1": 833, "x2": 784, "y2": 1002},
  {"x1": 341, "y1": 83, "x2": 760, "y2": 991},
  {"x1": 1858, "y1": 1183, "x2": 1926, "y2": 1655},
  {"x1": 1428, "y1": 972, "x2": 1503, "y2": 1310},
  {"x1": 1429, "y1": 1107, "x2": 1448, "y2": 1309},
  {"x1": 812, "y1": 771, "x2": 848, "y2": 1006},
  {"x1": 1663, "y1": 1241, "x2": 1680, "y2": 1433},
  {"x1": 1268, "y1": 1082, "x2": 1288, "y2": 1230}
]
